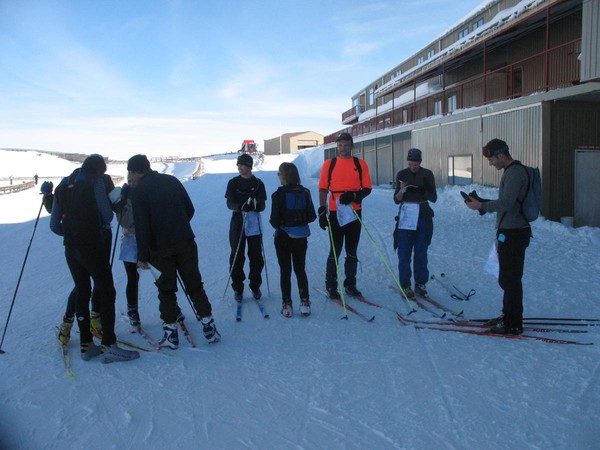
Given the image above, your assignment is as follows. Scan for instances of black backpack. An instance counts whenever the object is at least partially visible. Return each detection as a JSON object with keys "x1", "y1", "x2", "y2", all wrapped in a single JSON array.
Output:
[{"x1": 55, "y1": 171, "x2": 102, "y2": 245}]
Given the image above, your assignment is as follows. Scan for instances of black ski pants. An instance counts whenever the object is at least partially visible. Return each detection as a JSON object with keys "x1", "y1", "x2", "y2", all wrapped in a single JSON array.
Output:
[
  {"x1": 325, "y1": 210, "x2": 362, "y2": 290},
  {"x1": 497, "y1": 226, "x2": 531, "y2": 329},
  {"x1": 274, "y1": 230, "x2": 309, "y2": 302},
  {"x1": 65, "y1": 231, "x2": 117, "y2": 346},
  {"x1": 150, "y1": 238, "x2": 212, "y2": 323},
  {"x1": 229, "y1": 213, "x2": 264, "y2": 294}
]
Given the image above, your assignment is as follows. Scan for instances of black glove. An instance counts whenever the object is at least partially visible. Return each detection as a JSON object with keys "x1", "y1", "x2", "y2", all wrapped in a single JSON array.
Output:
[
  {"x1": 241, "y1": 198, "x2": 256, "y2": 212},
  {"x1": 469, "y1": 190, "x2": 490, "y2": 203},
  {"x1": 40, "y1": 181, "x2": 53, "y2": 195},
  {"x1": 318, "y1": 206, "x2": 328, "y2": 230},
  {"x1": 339, "y1": 191, "x2": 356, "y2": 205},
  {"x1": 461, "y1": 190, "x2": 489, "y2": 215}
]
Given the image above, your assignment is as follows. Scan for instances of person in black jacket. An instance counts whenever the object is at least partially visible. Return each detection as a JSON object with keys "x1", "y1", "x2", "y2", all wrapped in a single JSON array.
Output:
[
  {"x1": 51, "y1": 154, "x2": 139, "y2": 363},
  {"x1": 393, "y1": 148, "x2": 437, "y2": 300},
  {"x1": 128, "y1": 154, "x2": 220, "y2": 348},
  {"x1": 270, "y1": 162, "x2": 316, "y2": 317},
  {"x1": 224, "y1": 153, "x2": 267, "y2": 302},
  {"x1": 45, "y1": 172, "x2": 115, "y2": 345}
]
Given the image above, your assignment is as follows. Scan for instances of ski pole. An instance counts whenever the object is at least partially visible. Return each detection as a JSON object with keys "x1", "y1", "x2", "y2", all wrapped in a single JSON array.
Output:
[
  {"x1": 326, "y1": 211, "x2": 348, "y2": 319},
  {"x1": 110, "y1": 222, "x2": 120, "y2": 268},
  {"x1": 257, "y1": 214, "x2": 270, "y2": 296},
  {"x1": 351, "y1": 208, "x2": 417, "y2": 313},
  {"x1": 176, "y1": 273, "x2": 200, "y2": 321},
  {"x1": 0, "y1": 200, "x2": 44, "y2": 354},
  {"x1": 221, "y1": 212, "x2": 247, "y2": 301}
]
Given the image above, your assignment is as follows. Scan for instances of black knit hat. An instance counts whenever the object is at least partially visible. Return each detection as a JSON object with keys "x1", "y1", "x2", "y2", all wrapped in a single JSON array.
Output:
[
  {"x1": 237, "y1": 153, "x2": 253, "y2": 168},
  {"x1": 127, "y1": 154, "x2": 151, "y2": 173},
  {"x1": 81, "y1": 154, "x2": 107, "y2": 175}
]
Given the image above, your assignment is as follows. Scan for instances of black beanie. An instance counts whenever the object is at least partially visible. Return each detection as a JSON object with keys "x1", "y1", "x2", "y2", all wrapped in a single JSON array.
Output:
[
  {"x1": 127, "y1": 154, "x2": 151, "y2": 173},
  {"x1": 237, "y1": 153, "x2": 253, "y2": 168}
]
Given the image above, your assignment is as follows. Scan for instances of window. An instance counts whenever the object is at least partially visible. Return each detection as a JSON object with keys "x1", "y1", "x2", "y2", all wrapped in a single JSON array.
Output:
[
  {"x1": 369, "y1": 88, "x2": 374, "y2": 106},
  {"x1": 434, "y1": 100, "x2": 442, "y2": 115},
  {"x1": 448, "y1": 155, "x2": 472, "y2": 185},
  {"x1": 472, "y1": 18, "x2": 483, "y2": 31},
  {"x1": 418, "y1": 56, "x2": 425, "y2": 64},
  {"x1": 428, "y1": 49, "x2": 435, "y2": 59},
  {"x1": 447, "y1": 95, "x2": 457, "y2": 113},
  {"x1": 457, "y1": 28, "x2": 468, "y2": 39}
]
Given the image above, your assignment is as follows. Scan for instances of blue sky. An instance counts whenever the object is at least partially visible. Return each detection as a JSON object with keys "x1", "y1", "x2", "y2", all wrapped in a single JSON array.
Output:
[{"x1": 0, "y1": 0, "x2": 488, "y2": 159}]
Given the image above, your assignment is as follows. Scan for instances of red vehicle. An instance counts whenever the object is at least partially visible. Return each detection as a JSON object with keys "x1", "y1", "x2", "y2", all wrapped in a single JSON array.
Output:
[{"x1": 238, "y1": 140, "x2": 259, "y2": 154}]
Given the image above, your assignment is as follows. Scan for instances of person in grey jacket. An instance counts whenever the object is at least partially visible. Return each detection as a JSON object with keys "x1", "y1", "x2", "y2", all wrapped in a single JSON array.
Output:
[{"x1": 465, "y1": 139, "x2": 531, "y2": 335}]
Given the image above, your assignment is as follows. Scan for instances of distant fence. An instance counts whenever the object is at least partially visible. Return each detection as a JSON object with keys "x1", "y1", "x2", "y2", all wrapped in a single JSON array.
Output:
[{"x1": 0, "y1": 180, "x2": 35, "y2": 195}]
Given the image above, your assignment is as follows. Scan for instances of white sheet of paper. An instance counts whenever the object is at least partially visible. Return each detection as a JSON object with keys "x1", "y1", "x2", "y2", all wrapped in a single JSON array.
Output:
[
  {"x1": 244, "y1": 211, "x2": 262, "y2": 236},
  {"x1": 484, "y1": 240, "x2": 499, "y2": 278},
  {"x1": 335, "y1": 200, "x2": 357, "y2": 227},
  {"x1": 398, "y1": 203, "x2": 419, "y2": 230}
]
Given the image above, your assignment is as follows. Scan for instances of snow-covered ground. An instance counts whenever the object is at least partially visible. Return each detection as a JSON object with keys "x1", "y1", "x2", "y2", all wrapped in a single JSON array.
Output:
[{"x1": 0, "y1": 148, "x2": 599, "y2": 449}]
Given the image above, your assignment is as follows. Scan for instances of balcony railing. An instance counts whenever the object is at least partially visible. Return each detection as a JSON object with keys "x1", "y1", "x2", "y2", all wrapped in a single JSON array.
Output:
[
  {"x1": 326, "y1": 39, "x2": 581, "y2": 144},
  {"x1": 342, "y1": 105, "x2": 365, "y2": 124}
]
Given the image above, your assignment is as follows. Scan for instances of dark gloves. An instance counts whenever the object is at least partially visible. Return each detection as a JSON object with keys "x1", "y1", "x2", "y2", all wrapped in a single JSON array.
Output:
[
  {"x1": 241, "y1": 198, "x2": 257, "y2": 212},
  {"x1": 339, "y1": 191, "x2": 356, "y2": 205},
  {"x1": 461, "y1": 190, "x2": 489, "y2": 215},
  {"x1": 40, "y1": 181, "x2": 53, "y2": 195},
  {"x1": 339, "y1": 188, "x2": 371, "y2": 205},
  {"x1": 318, "y1": 206, "x2": 328, "y2": 230}
]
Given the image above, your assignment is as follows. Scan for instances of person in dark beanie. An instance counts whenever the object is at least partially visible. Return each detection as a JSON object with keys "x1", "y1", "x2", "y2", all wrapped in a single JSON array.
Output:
[
  {"x1": 128, "y1": 154, "x2": 220, "y2": 347},
  {"x1": 317, "y1": 132, "x2": 372, "y2": 299},
  {"x1": 464, "y1": 139, "x2": 531, "y2": 334},
  {"x1": 393, "y1": 148, "x2": 437, "y2": 300},
  {"x1": 225, "y1": 153, "x2": 267, "y2": 302},
  {"x1": 51, "y1": 154, "x2": 139, "y2": 363}
]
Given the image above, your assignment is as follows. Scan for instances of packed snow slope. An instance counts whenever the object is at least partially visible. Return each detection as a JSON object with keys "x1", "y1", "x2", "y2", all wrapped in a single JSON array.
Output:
[{"x1": 0, "y1": 148, "x2": 599, "y2": 450}]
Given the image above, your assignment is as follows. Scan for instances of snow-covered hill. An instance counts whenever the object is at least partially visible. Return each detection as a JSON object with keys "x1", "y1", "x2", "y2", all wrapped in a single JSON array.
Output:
[{"x1": 0, "y1": 148, "x2": 599, "y2": 449}]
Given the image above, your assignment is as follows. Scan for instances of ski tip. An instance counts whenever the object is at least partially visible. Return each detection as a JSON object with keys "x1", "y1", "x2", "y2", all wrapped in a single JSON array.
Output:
[
  {"x1": 0, "y1": 349, "x2": 5, "y2": 355},
  {"x1": 368, "y1": 316, "x2": 375, "y2": 322}
]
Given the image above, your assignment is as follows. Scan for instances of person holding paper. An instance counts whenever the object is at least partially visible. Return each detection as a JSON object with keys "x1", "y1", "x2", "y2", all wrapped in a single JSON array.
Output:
[
  {"x1": 317, "y1": 132, "x2": 372, "y2": 299},
  {"x1": 393, "y1": 148, "x2": 437, "y2": 300}
]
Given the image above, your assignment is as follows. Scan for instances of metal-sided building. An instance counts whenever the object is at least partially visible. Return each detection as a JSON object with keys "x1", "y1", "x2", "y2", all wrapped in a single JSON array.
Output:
[
  {"x1": 324, "y1": 0, "x2": 600, "y2": 227},
  {"x1": 264, "y1": 131, "x2": 324, "y2": 155}
]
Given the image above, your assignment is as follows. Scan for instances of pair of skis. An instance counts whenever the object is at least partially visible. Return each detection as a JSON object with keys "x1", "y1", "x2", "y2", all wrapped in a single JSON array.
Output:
[
  {"x1": 121, "y1": 313, "x2": 197, "y2": 349},
  {"x1": 235, "y1": 296, "x2": 269, "y2": 322},
  {"x1": 314, "y1": 287, "x2": 375, "y2": 322}
]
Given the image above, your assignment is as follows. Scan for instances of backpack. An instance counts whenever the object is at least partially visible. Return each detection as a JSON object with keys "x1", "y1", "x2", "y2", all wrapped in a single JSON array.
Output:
[
  {"x1": 327, "y1": 156, "x2": 363, "y2": 190},
  {"x1": 515, "y1": 163, "x2": 542, "y2": 222},
  {"x1": 55, "y1": 171, "x2": 103, "y2": 245},
  {"x1": 281, "y1": 188, "x2": 312, "y2": 238}
]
